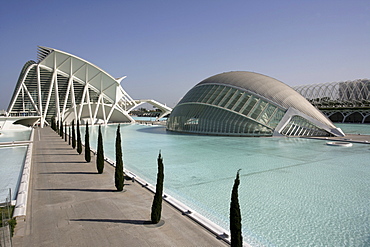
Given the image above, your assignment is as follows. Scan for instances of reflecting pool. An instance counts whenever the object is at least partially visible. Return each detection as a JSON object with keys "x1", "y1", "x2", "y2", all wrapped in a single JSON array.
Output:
[
  {"x1": 0, "y1": 129, "x2": 31, "y2": 142},
  {"x1": 84, "y1": 123, "x2": 370, "y2": 247},
  {"x1": 0, "y1": 129, "x2": 31, "y2": 201}
]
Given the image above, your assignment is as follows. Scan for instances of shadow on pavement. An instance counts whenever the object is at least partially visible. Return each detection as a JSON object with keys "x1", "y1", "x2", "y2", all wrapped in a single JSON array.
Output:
[
  {"x1": 36, "y1": 188, "x2": 118, "y2": 192},
  {"x1": 70, "y1": 218, "x2": 152, "y2": 225},
  {"x1": 39, "y1": 171, "x2": 98, "y2": 175}
]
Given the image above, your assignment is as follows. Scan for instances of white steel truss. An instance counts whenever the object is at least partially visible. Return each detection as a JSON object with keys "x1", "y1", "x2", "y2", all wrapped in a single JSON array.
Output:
[
  {"x1": 293, "y1": 79, "x2": 370, "y2": 109},
  {"x1": 7, "y1": 46, "x2": 143, "y2": 127}
]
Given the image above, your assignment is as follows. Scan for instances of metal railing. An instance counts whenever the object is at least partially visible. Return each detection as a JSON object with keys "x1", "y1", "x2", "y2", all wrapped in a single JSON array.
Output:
[{"x1": 0, "y1": 188, "x2": 12, "y2": 247}]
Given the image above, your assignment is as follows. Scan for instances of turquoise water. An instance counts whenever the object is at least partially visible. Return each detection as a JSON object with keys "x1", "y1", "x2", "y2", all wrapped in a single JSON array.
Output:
[
  {"x1": 132, "y1": 116, "x2": 167, "y2": 121},
  {"x1": 84, "y1": 123, "x2": 370, "y2": 247},
  {"x1": 0, "y1": 129, "x2": 31, "y2": 201},
  {"x1": 336, "y1": 123, "x2": 370, "y2": 135},
  {"x1": 1, "y1": 125, "x2": 368, "y2": 245},
  {"x1": 0, "y1": 129, "x2": 31, "y2": 142},
  {"x1": 0, "y1": 146, "x2": 28, "y2": 201}
]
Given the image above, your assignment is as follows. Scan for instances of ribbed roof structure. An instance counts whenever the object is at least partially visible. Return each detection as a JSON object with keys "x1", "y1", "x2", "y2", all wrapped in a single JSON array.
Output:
[
  {"x1": 198, "y1": 71, "x2": 336, "y2": 128},
  {"x1": 6, "y1": 46, "x2": 172, "y2": 128},
  {"x1": 7, "y1": 46, "x2": 136, "y2": 126},
  {"x1": 167, "y1": 71, "x2": 344, "y2": 137}
]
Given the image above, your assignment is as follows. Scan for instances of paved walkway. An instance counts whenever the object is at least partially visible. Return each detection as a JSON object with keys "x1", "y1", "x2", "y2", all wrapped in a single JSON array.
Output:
[{"x1": 13, "y1": 127, "x2": 228, "y2": 247}]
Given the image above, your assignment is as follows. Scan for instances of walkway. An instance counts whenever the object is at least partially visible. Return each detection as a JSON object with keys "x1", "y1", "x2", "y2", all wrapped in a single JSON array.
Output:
[{"x1": 12, "y1": 127, "x2": 228, "y2": 247}]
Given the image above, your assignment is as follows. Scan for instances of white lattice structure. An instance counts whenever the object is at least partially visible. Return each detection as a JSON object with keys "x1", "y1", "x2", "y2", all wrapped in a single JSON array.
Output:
[
  {"x1": 6, "y1": 46, "x2": 171, "y2": 127},
  {"x1": 293, "y1": 79, "x2": 370, "y2": 123},
  {"x1": 293, "y1": 79, "x2": 370, "y2": 108}
]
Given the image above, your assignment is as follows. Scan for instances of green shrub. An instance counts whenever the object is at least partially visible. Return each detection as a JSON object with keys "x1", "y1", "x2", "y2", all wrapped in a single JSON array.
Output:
[{"x1": 8, "y1": 218, "x2": 17, "y2": 237}]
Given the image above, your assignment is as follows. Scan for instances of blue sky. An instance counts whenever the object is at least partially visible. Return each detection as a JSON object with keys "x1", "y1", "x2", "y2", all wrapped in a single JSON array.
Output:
[{"x1": 0, "y1": 0, "x2": 369, "y2": 109}]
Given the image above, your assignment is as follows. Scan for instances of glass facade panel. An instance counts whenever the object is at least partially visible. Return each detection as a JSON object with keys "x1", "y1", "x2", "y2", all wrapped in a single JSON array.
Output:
[
  {"x1": 236, "y1": 94, "x2": 251, "y2": 113},
  {"x1": 231, "y1": 93, "x2": 246, "y2": 111},
  {"x1": 280, "y1": 115, "x2": 330, "y2": 137},
  {"x1": 250, "y1": 100, "x2": 267, "y2": 120},
  {"x1": 206, "y1": 86, "x2": 221, "y2": 104},
  {"x1": 219, "y1": 88, "x2": 236, "y2": 108},
  {"x1": 224, "y1": 90, "x2": 239, "y2": 109},
  {"x1": 258, "y1": 104, "x2": 276, "y2": 125},
  {"x1": 242, "y1": 96, "x2": 258, "y2": 116},
  {"x1": 216, "y1": 88, "x2": 231, "y2": 106},
  {"x1": 227, "y1": 92, "x2": 243, "y2": 110},
  {"x1": 167, "y1": 103, "x2": 274, "y2": 136},
  {"x1": 268, "y1": 109, "x2": 285, "y2": 128},
  {"x1": 212, "y1": 86, "x2": 228, "y2": 105},
  {"x1": 200, "y1": 85, "x2": 216, "y2": 103}
]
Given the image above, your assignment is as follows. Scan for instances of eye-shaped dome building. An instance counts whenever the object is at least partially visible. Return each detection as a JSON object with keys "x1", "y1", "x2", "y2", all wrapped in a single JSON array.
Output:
[{"x1": 166, "y1": 71, "x2": 344, "y2": 137}]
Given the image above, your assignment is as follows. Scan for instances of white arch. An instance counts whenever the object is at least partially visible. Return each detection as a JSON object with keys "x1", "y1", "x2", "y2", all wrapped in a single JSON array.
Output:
[{"x1": 6, "y1": 47, "x2": 171, "y2": 127}]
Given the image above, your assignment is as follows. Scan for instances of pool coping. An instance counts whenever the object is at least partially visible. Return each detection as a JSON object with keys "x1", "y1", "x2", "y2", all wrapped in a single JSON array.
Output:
[{"x1": 13, "y1": 128, "x2": 34, "y2": 218}]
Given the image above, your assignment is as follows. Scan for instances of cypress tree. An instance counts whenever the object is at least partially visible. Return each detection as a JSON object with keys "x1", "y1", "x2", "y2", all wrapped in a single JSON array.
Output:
[
  {"x1": 84, "y1": 122, "x2": 91, "y2": 162},
  {"x1": 96, "y1": 125, "x2": 104, "y2": 174},
  {"x1": 115, "y1": 125, "x2": 124, "y2": 191},
  {"x1": 68, "y1": 126, "x2": 71, "y2": 145},
  {"x1": 51, "y1": 118, "x2": 55, "y2": 131},
  {"x1": 77, "y1": 120, "x2": 82, "y2": 154},
  {"x1": 230, "y1": 169, "x2": 243, "y2": 247},
  {"x1": 151, "y1": 151, "x2": 164, "y2": 224},
  {"x1": 72, "y1": 120, "x2": 76, "y2": 149},
  {"x1": 60, "y1": 120, "x2": 63, "y2": 137}
]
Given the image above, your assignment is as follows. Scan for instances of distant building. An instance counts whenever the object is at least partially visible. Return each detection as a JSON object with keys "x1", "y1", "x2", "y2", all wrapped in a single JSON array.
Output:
[
  {"x1": 167, "y1": 71, "x2": 344, "y2": 137},
  {"x1": 293, "y1": 79, "x2": 370, "y2": 123},
  {"x1": 4, "y1": 46, "x2": 171, "y2": 129}
]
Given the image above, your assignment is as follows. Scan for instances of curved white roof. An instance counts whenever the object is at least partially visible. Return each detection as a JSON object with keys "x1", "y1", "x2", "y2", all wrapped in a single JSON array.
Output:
[
  {"x1": 38, "y1": 46, "x2": 130, "y2": 104},
  {"x1": 7, "y1": 46, "x2": 172, "y2": 128},
  {"x1": 7, "y1": 46, "x2": 137, "y2": 127},
  {"x1": 197, "y1": 71, "x2": 336, "y2": 128}
]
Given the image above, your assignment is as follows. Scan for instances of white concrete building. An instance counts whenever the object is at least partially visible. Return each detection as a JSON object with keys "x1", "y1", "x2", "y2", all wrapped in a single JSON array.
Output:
[{"x1": 5, "y1": 46, "x2": 171, "y2": 129}]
